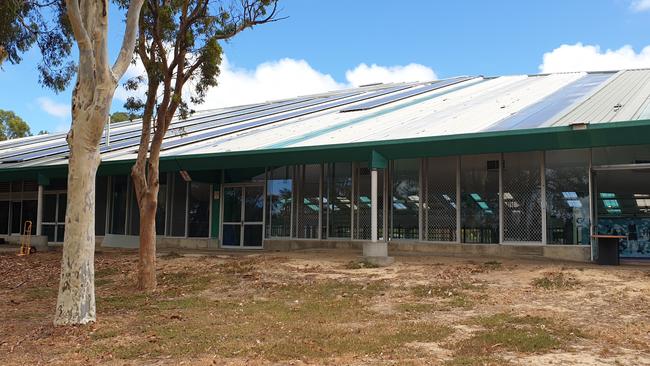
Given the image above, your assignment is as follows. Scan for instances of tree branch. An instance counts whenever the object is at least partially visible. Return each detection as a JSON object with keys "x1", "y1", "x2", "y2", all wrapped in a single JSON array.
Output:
[
  {"x1": 64, "y1": 0, "x2": 92, "y2": 50},
  {"x1": 112, "y1": 0, "x2": 145, "y2": 82}
]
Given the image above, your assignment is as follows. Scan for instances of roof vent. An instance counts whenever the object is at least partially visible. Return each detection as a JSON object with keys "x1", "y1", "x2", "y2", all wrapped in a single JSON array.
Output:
[{"x1": 569, "y1": 121, "x2": 589, "y2": 131}]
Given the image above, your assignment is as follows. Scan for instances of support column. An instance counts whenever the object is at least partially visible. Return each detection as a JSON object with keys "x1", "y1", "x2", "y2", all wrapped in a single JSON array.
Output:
[
  {"x1": 363, "y1": 167, "x2": 393, "y2": 266},
  {"x1": 36, "y1": 184, "x2": 43, "y2": 236},
  {"x1": 371, "y1": 169, "x2": 378, "y2": 242}
]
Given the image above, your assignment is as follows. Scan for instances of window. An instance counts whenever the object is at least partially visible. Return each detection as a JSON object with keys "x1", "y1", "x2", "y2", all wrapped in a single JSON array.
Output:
[
  {"x1": 546, "y1": 149, "x2": 590, "y2": 245},
  {"x1": 596, "y1": 169, "x2": 650, "y2": 258},
  {"x1": 502, "y1": 152, "x2": 542, "y2": 242},
  {"x1": 109, "y1": 176, "x2": 127, "y2": 234},
  {"x1": 11, "y1": 201, "x2": 21, "y2": 234},
  {"x1": 391, "y1": 159, "x2": 420, "y2": 240},
  {"x1": 187, "y1": 182, "x2": 211, "y2": 237},
  {"x1": 127, "y1": 183, "x2": 140, "y2": 236},
  {"x1": 592, "y1": 145, "x2": 650, "y2": 166},
  {"x1": 0, "y1": 201, "x2": 8, "y2": 234},
  {"x1": 295, "y1": 164, "x2": 321, "y2": 239},
  {"x1": 156, "y1": 173, "x2": 167, "y2": 236},
  {"x1": 96, "y1": 176, "x2": 108, "y2": 236},
  {"x1": 267, "y1": 166, "x2": 293, "y2": 237},
  {"x1": 424, "y1": 156, "x2": 457, "y2": 242},
  {"x1": 460, "y1": 154, "x2": 499, "y2": 244},
  {"x1": 327, "y1": 163, "x2": 352, "y2": 238},
  {"x1": 42, "y1": 193, "x2": 66, "y2": 241},
  {"x1": 170, "y1": 173, "x2": 188, "y2": 236}
]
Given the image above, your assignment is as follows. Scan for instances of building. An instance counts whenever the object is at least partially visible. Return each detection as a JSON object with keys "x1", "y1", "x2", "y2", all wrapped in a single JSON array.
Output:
[{"x1": 1, "y1": 69, "x2": 650, "y2": 262}]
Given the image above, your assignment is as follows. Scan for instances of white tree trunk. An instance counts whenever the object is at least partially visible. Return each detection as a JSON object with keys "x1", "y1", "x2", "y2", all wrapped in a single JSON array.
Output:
[
  {"x1": 52, "y1": 0, "x2": 144, "y2": 326},
  {"x1": 54, "y1": 113, "x2": 102, "y2": 325}
]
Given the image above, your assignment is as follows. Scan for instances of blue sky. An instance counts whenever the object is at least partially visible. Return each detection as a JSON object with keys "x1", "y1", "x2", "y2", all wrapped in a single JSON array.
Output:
[{"x1": 2, "y1": 0, "x2": 650, "y2": 134}]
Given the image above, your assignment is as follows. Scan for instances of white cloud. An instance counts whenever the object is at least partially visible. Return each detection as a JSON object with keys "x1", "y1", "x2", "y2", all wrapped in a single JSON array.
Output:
[
  {"x1": 345, "y1": 63, "x2": 437, "y2": 87},
  {"x1": 203, "y1": 56, "x2": 344, "y2": 108},
  {"x1": 114, "y1": 55, "x2": 438, "y2": 109},
  {"x1": 631, "y1": 0, "x2": 650, "y2": 12},
  {"x1": 539, "y1": 43, "x2": 650, "y2": 73},
  {"x1": 36, "y1": 97, "x2": 70, "y2": 119}
]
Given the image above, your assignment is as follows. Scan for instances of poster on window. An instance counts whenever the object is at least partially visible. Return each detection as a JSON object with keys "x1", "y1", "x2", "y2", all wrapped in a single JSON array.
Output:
[{"x1": 597, "y1": 218, "x2": 650, "y2": 258}]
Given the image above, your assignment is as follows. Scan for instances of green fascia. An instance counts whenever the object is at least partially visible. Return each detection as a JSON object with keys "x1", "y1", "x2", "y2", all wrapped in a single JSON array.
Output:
[
  {"x1": 2, "y1": 119, "x2": 650, "y2": 182},
  {"x1": 371, "y1": 150, "x2": 387, "y2": 169}
]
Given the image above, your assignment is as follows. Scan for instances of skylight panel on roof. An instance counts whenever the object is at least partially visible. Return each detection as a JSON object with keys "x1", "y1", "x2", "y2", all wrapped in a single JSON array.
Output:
[{"x1": 338, "y1": 76, "x2": 475, "y2": 113}]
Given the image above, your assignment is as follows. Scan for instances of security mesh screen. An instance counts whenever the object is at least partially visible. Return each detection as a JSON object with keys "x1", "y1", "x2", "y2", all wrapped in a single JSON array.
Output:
[
  {"x1": 503, "y1": 152, "x2": 542, "y2": 242},
  {"x1": 354, "y1": 164, "x2": 370, "y2": 240},
  {"x1": 425, "y1": 157, "x2": 457, "y2": 241}
]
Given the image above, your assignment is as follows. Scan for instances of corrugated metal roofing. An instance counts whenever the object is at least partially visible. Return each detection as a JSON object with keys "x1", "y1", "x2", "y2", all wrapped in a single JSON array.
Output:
[{"x1": 1, "y1": 69, "x2": 649, "y2": 170}]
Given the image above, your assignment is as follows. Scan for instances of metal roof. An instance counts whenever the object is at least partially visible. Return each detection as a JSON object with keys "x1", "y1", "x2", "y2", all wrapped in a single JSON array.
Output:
[{"x1": 1, "y1": 69, "x2": 650, "y2": 171}]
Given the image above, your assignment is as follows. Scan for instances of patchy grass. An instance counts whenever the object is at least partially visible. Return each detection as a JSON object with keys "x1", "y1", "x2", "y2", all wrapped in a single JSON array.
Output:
[
  {"x1": 410, "y1": 282, "x2": 485, "y2": 310},
  {"x1": 344, "y1": 259, "x2": 380, "y2": 269},
  {"x1": 482, "y1": 261, "x2": 502, "y2": 270},
  {"x1": 23, "y1": 286, "x2": 56, "y2": 300},
  {"x1": 448, "y1": 313, "x2": 584, "y2": 358},
  {"x1": 2, "y1": 250, "x2": 647, "y2": 365},
  {"x1": 89, "y1": 277, "x2": 449, "y2": 361},
  {"x1": 444, "y1": 356, "x2": 512, "y2": 366},
  {"x1": 532, "y1": 272, "x2": 580, "y2": 290},
  {"x1": 95, "y1": 267, "x2": 119, "y2": 278},
  {"x1": 94, "y1": 278, "x2": 113, "y2": 287}
]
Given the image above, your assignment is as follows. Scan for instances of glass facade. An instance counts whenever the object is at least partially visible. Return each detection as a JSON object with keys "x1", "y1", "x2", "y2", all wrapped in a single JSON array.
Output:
[
  {"x1": 391, "y1": 159, "x2": 420, "y2": 239},
  {"x1": 327, "y1": 162, "x2": 352, "y2": 238},
  {"x1": 267, "y1": 166, "x2": 292, "y2": 237},
  {"x1": 460, "y1": 154, "x2": 500, "y2": 244},
  {"x1": 295, "y1": 164, "x2": 320, "y2": 239},
  {"x1": 188, "y1": 182, "x2": 211, "y2": 237},
  {"x1": 109, "y1": 176, "x2": 127, "y2": 235},
  {"x1": 13, "y1": 144, "x2": 647, "y2": 259},
  {"x1": 502, "y1": 152, "x2": 542, "y2": 242},
  {"x1": 170, "y1": 173, "x2": 187, "y2": 237},
  {"x1": 546, "y1": 149, "x2": 590, "y2": 245},
  {"x1": 424, "y1": 156, "x2": 457, "y2": 242}
]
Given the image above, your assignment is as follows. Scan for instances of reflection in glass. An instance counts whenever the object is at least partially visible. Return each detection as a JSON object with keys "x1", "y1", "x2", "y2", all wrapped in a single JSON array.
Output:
[
  {"x1": 296, "y1": 164, "x2": 321, "y2": 239},
  {"x1": 109, "y1": 176, "x2": 127, "y2": 234},
  {"x1": 267, "y1": 167, "x2": 292, "y2": 237},
  {"x1": 188, "y1": 182, "x2": 210, "y2": 237},
  {"x1": 244, "y1": 186, "x2": 264, "y2": 222},
  {"x1": 460, "y1": 154, "x2": 499, "y2": 244},
  {"x1": 171, "y1": 173, "x2": 187, "y2": 236},
  {"x1": 424, "y1": 156, "x2": 457, "y2": 242},
  {"x1": 546, "y1": 149, "x2": 590, "y2": 245},
  {"x1": 392, "y1": 159, "x2": 419, "y2": 240},
  {"x1": 596, "y1": 169, "x2": 650, "y2": 258},
  {"x1": 327, "y1": 163, "x2": 352, "y2": 238}
]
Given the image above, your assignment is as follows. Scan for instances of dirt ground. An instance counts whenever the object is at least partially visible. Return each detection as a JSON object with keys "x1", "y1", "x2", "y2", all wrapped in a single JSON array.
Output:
[{"x1": 0, "y1": 248, "x2": 649, "y2": 365}]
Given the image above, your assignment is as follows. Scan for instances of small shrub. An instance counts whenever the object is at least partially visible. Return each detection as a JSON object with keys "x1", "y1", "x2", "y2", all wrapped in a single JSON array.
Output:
[
  {"x1": 532, "y1": 272, "x2": 580, "y2": 290},
  {"x1": 344, "y1": 260, "x2": 379, "y2": 269}
]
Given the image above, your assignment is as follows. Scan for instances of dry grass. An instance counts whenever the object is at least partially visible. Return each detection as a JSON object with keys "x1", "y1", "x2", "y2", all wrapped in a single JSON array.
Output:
[{"x1": 0, "y1": 250, "x2": 649, "y2": 365}]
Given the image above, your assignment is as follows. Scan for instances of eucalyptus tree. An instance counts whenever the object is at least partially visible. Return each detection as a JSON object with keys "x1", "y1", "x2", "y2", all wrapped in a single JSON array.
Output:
[
  {"x1": 0, "y1": 109, "x2": 32, "y2": 140},
  {"x1": 0, "y1": 0, "x2": 145, "y2": 325},
  {"x1": 119, "y1": 0, "x2": 280, "y2": 290}
]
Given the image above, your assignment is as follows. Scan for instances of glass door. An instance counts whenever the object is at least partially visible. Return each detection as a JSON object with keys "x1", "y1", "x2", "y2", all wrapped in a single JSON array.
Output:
[
  {"x1": 243, "y1": 185, "x2": 264, "y2": 247},
  {"x1": 221, "y1": 184, "x2": 265, "y2": 248}
]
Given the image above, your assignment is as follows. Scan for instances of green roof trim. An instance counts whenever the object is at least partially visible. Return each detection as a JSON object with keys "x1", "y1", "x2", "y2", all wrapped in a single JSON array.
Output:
[{"x1": 1, "y1": 119, "x2": 649, "y2": 182}]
